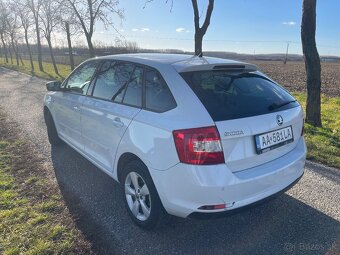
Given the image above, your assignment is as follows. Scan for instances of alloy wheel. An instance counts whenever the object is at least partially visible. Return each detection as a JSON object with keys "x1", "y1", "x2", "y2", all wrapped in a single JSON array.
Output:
[{"x1": 124, "y1": 171, "x2": 151, "y2": 221}]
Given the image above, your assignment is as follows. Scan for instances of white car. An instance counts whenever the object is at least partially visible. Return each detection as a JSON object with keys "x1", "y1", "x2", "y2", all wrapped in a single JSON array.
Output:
[{"x1": 43, "y1": 54, "x2": 306, "y2": 229}]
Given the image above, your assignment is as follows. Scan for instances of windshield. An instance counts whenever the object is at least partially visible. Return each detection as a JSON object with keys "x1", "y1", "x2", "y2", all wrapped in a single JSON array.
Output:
[{"x1": 181, "y1": 71, "x2": 299, "y2": 121}]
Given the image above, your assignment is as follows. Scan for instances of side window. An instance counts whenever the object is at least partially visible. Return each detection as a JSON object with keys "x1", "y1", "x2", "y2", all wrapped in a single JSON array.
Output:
[
  {"x1": 145, "y1": 69, "x2": 176, "y2": 112},
  {"x1": 63, "y1": 61, "x2": 98, "y2": 95},
  {"x1": 122, "y1": 66, "x2": 143, "y2": 107},
  {"x1": 92, "y1": 62, "x2": 134, "y2": 101}
]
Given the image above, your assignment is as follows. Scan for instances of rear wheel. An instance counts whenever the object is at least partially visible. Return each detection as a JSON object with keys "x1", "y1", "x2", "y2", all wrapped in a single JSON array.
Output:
[
  {"x1": 122, "y1": 160, "x2": 166, "y2": 229},
  {"x1": 44, "y1": 110, "x2": 63, "y2": 146}
]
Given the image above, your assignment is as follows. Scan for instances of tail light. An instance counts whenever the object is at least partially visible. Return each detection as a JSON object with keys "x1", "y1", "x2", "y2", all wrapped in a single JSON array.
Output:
[
  {"x1": 172, "y1": 126, "x2": 225, "y2": 165},
  {"x1": 301, "y1": 119, "x2": 305, "y2": 136}
]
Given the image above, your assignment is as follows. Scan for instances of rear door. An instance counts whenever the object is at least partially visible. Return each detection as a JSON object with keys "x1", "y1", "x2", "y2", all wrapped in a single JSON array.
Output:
[
  {"x1": 81, "y1": 61, "x2": 143, "y2": 172},
  {"x1": 181, "y1": 71, "x2": 304, "y2": 172}
]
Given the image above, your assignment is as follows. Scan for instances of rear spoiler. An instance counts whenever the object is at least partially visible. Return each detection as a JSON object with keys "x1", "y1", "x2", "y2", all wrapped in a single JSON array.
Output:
[{"x1": 180, "y1": 63, "x2": 258, "y2": 73}]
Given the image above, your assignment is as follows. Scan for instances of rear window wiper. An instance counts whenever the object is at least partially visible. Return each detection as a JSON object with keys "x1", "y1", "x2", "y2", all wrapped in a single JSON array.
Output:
[{"x1": 268, "y1": 100, "x2": 296, "y2": 111}]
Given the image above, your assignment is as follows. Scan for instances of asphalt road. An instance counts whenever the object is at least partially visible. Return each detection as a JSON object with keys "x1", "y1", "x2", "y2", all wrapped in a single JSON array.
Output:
[{"x1": 0, "y1": 67, "x2": 339, "y2": 255}]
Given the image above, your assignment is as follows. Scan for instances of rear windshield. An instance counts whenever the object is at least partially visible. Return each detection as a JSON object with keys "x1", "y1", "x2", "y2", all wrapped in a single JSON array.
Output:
[{"x1": 181, "y1": 71, "x2": 299, "y2": 121}]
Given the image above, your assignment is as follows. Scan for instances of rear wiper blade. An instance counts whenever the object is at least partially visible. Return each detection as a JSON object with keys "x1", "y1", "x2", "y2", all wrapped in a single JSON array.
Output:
[{"x1": 268, "y1": 100, "x2": 296, "y2": 111}]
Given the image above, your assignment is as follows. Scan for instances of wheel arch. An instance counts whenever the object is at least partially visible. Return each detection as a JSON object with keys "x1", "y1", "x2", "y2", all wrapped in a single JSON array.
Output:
[
  {"x1": 43, "y1": 105, "x2": 52, "y2": 121},
  {"x1": 116, "y1": 152, "x2": 147, "y2": 183}
]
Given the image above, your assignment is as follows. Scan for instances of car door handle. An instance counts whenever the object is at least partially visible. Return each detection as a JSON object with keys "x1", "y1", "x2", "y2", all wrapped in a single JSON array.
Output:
[
  {"x1": 112, "y1": 117, "x2": 124, "y2": 128},
  {"x1": 73, "y1": 106, "x2": 80, "y2": 111}
]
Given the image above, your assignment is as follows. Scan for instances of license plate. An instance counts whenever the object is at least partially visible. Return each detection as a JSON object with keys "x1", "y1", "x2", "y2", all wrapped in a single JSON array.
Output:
[{"x1": 255, "y1": 126, "x2": 294, "y2": 154}]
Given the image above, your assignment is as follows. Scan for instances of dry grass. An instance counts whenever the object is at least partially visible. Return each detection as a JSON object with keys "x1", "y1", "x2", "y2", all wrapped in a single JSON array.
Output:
[
  {"x1": 0, "y1": 58, "x2": 71, "y2": 81},
  {"x1": 0, "y1": 111, "x2": 93, "y2": 255}
]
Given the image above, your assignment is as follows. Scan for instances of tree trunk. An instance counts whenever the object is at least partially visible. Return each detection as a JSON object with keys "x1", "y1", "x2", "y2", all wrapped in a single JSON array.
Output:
[
  {"x1": 11, "y1": 36, "x2": 19, "y2": 66},
  {"x1": 191, "y1": 0, "x2": 214, "y2": 56},
  {"x1": 24, "y1": 29, "x2": 34, "y2": 71},
  {"x1": 46, "y1": 36, "x2": 59, "y2": 76},
  {"x1": 0, "y1": 35, "x2": 8, "y2": 63},
  {"x1": 35, "y1": 17, "x2": 44, "y2": 72},
  {"x1": 86, "y1": 33, "x2": 95, "y2": 57},
  {"x1": 65, "y1": 22, "x2": 75, "y2": 70},
  {"x1": 194, "y1": 32, "x2": 203, "y2": 56},
  {"x1": 19, "y1": 53, "x2": 24, "y2": 66},
  {"x1": 301, "y1": 0, "x2": 322, "y2": 127},
  {"x1": 8, "y1": 46, "x2": 13, "y2": 64},
  {"x1": 16, "y1": 42, "x2": 24, "y2": 66}
]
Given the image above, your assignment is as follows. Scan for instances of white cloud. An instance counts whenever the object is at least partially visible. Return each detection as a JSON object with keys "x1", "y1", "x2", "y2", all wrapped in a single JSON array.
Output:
[
  {"x1": 176, "y1": 27, "x2": 190, "y2": 33},
  {"x1": 176, "y1": 28, "x2": 186, "y2": 32},
  {"x1": 132, "y1": 28, "x2": 150, "y2": 32},
  {"x1": 282, "y1": 21, "x2": 296, "y2": 26}
]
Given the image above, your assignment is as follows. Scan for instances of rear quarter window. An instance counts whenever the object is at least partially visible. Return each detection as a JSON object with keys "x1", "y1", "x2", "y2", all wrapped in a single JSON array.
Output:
[
  {"x1": 181, "y1": 71, "x2": 299, "y2": 121},
  {"x1": 144, "y1": 69, "x2": 177, "y2": 112}
]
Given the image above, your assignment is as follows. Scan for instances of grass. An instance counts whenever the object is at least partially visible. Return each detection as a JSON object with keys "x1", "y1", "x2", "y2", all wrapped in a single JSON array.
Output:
[
  {"x1": 0, "y1": 58, "x2": 71, "y2": 81},
  {"x1": 294, "y1": 93, "x2": 340, "y2": 168},
  {"x1": 0, "y1": 115, "x2": 91, "y2": 254}
]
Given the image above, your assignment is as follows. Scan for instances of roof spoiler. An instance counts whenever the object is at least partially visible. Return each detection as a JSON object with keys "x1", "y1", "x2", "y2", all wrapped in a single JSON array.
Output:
[{"x1": 180, "y1": 63, "x2": 258, "y2": 73}]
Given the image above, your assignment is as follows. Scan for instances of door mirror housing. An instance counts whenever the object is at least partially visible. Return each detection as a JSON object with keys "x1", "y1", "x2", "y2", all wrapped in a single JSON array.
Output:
[{"x1": 46, "y1": 81, "x2": 62, "y2": 91}]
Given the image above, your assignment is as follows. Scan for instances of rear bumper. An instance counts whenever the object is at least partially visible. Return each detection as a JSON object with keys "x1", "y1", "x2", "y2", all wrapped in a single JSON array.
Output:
[
  {"x1": 189, "y1": 172, "x2": 303, "y2": 219},
  {"x1": 150, "y1": 137, "x2": 306, "y2": 218}
]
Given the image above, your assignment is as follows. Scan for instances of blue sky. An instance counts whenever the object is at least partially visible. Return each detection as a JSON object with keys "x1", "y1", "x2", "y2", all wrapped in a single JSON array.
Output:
[{"x1": 92, "y1": 0, "x2": 340, "y2": 56}]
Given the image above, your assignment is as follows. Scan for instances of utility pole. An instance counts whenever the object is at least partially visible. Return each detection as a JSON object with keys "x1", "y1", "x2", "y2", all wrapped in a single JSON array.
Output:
[{"x1": 284, "y1": 41, "x2": 290, "y2": 64}]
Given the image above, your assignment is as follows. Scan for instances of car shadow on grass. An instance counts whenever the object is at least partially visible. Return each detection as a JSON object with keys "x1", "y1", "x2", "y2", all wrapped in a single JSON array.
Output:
[{"x1": 51, "y1": 144, "x2": 340, "y2": 255}]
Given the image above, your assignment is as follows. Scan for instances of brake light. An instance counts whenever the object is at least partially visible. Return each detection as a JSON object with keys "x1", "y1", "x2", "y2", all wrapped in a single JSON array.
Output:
[{"x1": 172, "y1": 126, "x2": 225, "y2": 165}]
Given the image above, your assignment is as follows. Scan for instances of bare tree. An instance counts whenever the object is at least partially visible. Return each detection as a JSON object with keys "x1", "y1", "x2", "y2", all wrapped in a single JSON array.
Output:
[
  {"x1": 65, "y1": 21, "x2": 75, "y2": 70},
  {"x1": 13, "y1": 0, "x2": 35, "y2": 71},
  {"x1": 39, "y1": 0, "x2": 61, "y2": 76},
  {"x1": 6, "y1": 11, "x2": 21, "y2": 66},
  {"x1": 27, "y1": 0, "x2": 44, "y2": 71},
  {"x1": 65, "y1": 0, "x2": 124, "y2": 57},
  {"x1": 58, "y1": 5, "x2": 82, "y2": 71},
  {"x1": 144, "y1": 0, "x2": 214, "y2": 56},
  {"x1": 0, "y1": 0, "x2": 9, "y2": 63},
  {"x1": 301, "y1": 0, "x2": 322, "y2": 127},
  {"x1": 191, "y1": 0, "x2": 214, "y2": 56}
]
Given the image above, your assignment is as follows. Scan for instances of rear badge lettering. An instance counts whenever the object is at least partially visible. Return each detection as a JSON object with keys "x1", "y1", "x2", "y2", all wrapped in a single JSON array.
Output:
[{"x1": 224, "y1": 130, "x2": 244, "y2": 137}]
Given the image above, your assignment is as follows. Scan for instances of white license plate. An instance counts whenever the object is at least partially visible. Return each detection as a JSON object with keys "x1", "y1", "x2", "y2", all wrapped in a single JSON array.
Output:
[{"x1": 255, "y1": 126, "x2": 294, "y2": 154}]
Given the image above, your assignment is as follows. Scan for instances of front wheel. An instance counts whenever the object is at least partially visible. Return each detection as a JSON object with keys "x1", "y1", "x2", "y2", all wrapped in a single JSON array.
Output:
[{"x1": 122, "y1": 160, "x2": 166, "y2": 229}]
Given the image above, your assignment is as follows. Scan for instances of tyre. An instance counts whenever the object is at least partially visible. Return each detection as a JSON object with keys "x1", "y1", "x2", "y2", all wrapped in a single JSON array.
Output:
[
  {"x1": 122, "y1": 160, "x2": 166, "y2": 229},
  {"x1": 44, "y1": 110, "x2": 63, "y2": 146}
]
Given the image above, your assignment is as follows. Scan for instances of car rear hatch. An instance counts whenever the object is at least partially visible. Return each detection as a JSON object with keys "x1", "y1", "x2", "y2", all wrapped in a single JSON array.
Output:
[
  {"x1": 215, "y1": 108, "x2": 303, "y2": 172},
  {"x1": 180, "y1": 64, "x2": 304, "y2": 172}
]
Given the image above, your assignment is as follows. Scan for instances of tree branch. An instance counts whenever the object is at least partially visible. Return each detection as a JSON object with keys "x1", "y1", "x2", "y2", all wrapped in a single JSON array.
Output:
[{"x1": 200, "y1": 0, "x2": 214, "y2": 34}]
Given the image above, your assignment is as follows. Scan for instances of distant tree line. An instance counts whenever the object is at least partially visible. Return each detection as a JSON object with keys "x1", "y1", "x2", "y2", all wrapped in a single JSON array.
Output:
[{"x1": 0, "y1": 0, "x2": 124, "y2": 73}]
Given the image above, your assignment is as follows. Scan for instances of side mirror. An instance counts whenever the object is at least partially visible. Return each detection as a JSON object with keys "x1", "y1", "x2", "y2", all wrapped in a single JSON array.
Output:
[{"x1": 46, "y1": 81, "x2": 61, "y2": 91}]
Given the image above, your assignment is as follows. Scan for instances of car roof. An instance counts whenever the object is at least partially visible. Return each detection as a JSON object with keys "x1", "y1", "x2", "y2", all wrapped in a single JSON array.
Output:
[{"x1": 94, "y1": 53, "x2": 257, "y2": 73}]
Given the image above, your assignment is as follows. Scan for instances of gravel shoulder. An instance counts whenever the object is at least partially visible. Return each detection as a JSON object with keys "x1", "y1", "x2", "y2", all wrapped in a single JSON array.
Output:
[{"x1": 0, "y1": 67, "x2": 339, "y2": 255}]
